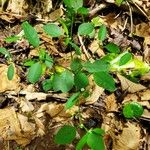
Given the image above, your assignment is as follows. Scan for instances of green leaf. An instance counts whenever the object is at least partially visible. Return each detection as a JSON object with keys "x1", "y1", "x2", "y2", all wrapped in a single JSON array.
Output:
[
  {"x1": 69, "y1": 41, "x2": 81, "y2": 55},
  {"x1": 42, "y1": 79, "x2": 53, "y2": 92},
  {"x1": 52, "y1": 70, "x2": 74, "y2": 92},
  {"x1": 92, "y1": 128, "x2": 105, "y2": 135},
  {"x1": 27, "y1": 62, "x2": 42, "y2": 83},
  {"x1": 24, "y1": 60, "x2": 37, "y2": 67},
  {"x1": 65, "y1": 92, "x2": 80, "y2": 109},
  {"x1": 94, "y1": 72, "x2": 116, "y2": 91},
  {"x1": 76, "y1": 132, "x2": 89, "y2": 150},
  {"x1": 43, "y1": 23, "x2": 63, "y2": 37},
  {"x1": 0, "y1": 47, "x2": 11, "y2": 58},
  {"x1": 5, "y1": 35, "x2": 20, "y2": 43},
  {"x1": 74, "y1": 72, "x2": 89, "y2": 89},
  {"x1": 83, "y1": 60, "x2": 110, "y2": 73},
  {"x1": 64, "y1": 0, "x2": 83, "y2": 11},
  {"x1": 7, "y1": 64, "x2": 14, "y2": 80},
  {"x1": 78, "y1": 23, "x2": 94, "y2": 36},
  {"x1": 22, "y1": 21, "x2": 40, "y2": 47},
  {"x1": 39, "y1": 48, "x2": 46, "y2": 61},
  {"x1": 77, "y1": 7, "x2": 89, "y2": 15},
  {"x1": 123, "y1": 102, "x2": 144, "y2": 119},
  {"x1": 115, "y1": 0, "x2": 124, "y2": 6},
  {"x1": 87, "y1": 132, "x2": 105, "y2": 150},
  {"x1": 119, "y1": 52, "x2": 132, "y2": 66},
  {"x1": 98, "y1": 24, "x2": 107, "y2": 42},
  {"x1": 70, "y1": 58, "x2": 82, "y2": 73},
  {"x1": 45, "y1": 54, "x2": 53, "y2": 68},
  {"x1": 54, "y1": 125, "x2": 76, "y2": 144},
  {"x1": 105, "y1": 43, "x2": 120, "y2": 53}
]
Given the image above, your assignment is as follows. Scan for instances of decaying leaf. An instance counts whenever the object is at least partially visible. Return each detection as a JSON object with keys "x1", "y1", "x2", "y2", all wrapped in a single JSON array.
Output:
[
  {"x1": 138, "y1": 89, "x2": 150, "y2": 101},
  {"x1": 105, "y1": 94, "x2": 118, "y2": 111},
  {"x1": 88, "y1": 40, "x2": 105, "y2": 57},
  {"x1": 0, "y1": 107, "x2": 36, "y2": 146},
  {"x1": 0, "y1": 64, "x2": 20, "y2": 92},
  {"x1": 117, "y1": 74, "x2": 146, "y2": 93},
  {"x1": 112, "y1": 122, "x2": 141, "y2": 150},
  {"x1": 135, "y1": 22, "x2": 150, "y2": 62},
  {"x1": 20, "y1": 99, "x2": 34, "y2": 112}
]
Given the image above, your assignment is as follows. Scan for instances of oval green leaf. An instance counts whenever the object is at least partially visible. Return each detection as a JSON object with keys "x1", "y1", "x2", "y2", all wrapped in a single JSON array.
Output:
[
  {"x1": 123, "y1": 102, "x2": 144, "y2": 119},
  {"x1": 119, "y1": 52, "x2": 132, "y2": 66},
  {"x1": 65, "y1": 92, "x2": 80, "y2": 109},
  {"x1": 76, "y1": 132, "x2": 89, "y2": 150},
  {"x1": 22, "y1": 21, "x2": 40, "y2": 47},
  {"x1": 43, "y1": 23, "x2": 63, "y2": 37},
  {"x1": 74, "y1": 72, "x2": 89, "y2": 89},
  {"x1": 52, "y1": 70, "x2": 74, "y2": 92},
  {"x1": 98, "y1": 24, "x2": 107, "y2": 42},
  {"x1": 87, "y1": 132, "x2": 105, "y2": 150},
  {"x1": 105, "y1": 43, "x2": 120, "y2": 53},
  {"x1": 83, "y1": 60, "x2": 110, "y2": 73},
  {"x1": 54, "y1": 125, "x2": 76, "y2": 144},
  {"x1": 78, "y1": 23, "x2": 94, "y2": 36},
  {"x1": 7, "y1": 64, "x2": 14, "y2": 80},
  {"x1": 0, "y1": 47, "x2": 11, "y2": 58},
  {"x1": 42, "y1": 79, "x2": 53, "y2": 92},
  {"x1": 94, "y1": 72, "x2": 116, "y2": 92},
  {"x1": 27, "y1": 62, "x2": 42, "y2": 84}
]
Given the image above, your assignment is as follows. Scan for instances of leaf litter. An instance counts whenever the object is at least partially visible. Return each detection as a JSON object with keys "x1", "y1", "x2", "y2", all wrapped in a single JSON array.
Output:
[{"x1": 0, "y1": 0, "x2": 149, "y2": 149}]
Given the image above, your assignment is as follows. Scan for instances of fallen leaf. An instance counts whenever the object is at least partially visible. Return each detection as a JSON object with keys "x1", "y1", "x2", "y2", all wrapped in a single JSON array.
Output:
[
  {"x1": 0, "y1": 64, "x2": 20, "y2": 92},
  {"x1": 49, "y1": 8, "x2": 64, "y2": 21},
  {"x1": 112, "y1": 122, "x2": 141, "y2": 150},
  {"x1": 20, "y1": 99, "x2": 34, "y2": 112},
  {"x1": 105, "y1": 94, "x2": 118, "y2": 111},
  {"x1": 138, "y1": 89, "x2": 150, "y2": 101},
  {"x1": 117, "y1": 74, "x2": 146, "y2": 93}
]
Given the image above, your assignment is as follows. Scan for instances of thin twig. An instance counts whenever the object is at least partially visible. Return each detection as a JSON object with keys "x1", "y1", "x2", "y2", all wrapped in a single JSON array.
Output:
[
  {"x1": 78, "y1": 34, "x2": 90, "y2": 60},
  {"x1": 126, "y1": 1, "x2": 133, "y2": 36}
]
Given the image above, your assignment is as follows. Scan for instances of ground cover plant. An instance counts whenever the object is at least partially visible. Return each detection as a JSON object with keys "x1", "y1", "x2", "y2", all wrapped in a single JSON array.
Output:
[{"x1": 0, "y1": 0, "x2": 149, "y2": 149}]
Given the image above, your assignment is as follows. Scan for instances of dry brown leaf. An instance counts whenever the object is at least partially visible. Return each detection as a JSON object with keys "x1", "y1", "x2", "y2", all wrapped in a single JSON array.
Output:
[
  {"x1": 88, "y1": 40, "x2": 105, "y2": 57},
  {"x1": 117, "y1": 74, "x2": 146, "y2": 93},
  {"x1": 105, "y1": 94, "x2": 118, "y2": 111},
  {"x1": 135, "y1": 22, "x2": 150, "y2": 62},
  {"x1": 0, "y1": 108, "x2": 36, "y2": 146},
  {"x1": 138, "y1": 89, "x2": 150, "y2": 101},
  {"x1": 112, "y1": 122, "x2": 141, "y2": 150},
  {"x1": 142, "y1": 109, "x2": 150, "y2": 119},
  {"x1": 36, "y1": 103, "x2": 78, "y2": 121},
  {"x1": 0, "y1": 64, "x2": 20, "y2": 92},
  {"x1": 20, "y1": 99, "x2": 34, "y2": 112},
  {"x1": 141, "y1": 72, "x2": 150, "y2": 80},
  {"x1": 49, "y1": 8, "x2": 64, "y2": 21},
  {"x1": 86, "y1": 85, "x2": 104, "y2": 104}
]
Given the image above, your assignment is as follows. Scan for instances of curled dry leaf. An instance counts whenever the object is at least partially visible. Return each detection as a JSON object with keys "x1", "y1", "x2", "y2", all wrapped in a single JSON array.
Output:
[
  {"x1": 0, "y1": 107, "x2": 36, "y2": 146},
  {"x1": 36, "y1": 103, "x2": 78, "y2": 121},
  {"x1": 117, "y1": 74, "x2": 146, "y2": 93},
  {"x1": 112, "y1": 122, "x2": 141, "y2": 150},
  {"x1": 0, "y1": 64, "x2": 20, "y2": 92}
]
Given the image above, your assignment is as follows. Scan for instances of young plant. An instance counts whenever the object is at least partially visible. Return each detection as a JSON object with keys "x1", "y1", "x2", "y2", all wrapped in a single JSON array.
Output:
[
  {"x1": 123, "y1": 101, "x2": 144, "y2": 119},
  {"x1": 24, "y1": 48, "x2": 53, "y2": 84},
  {"x1": 54, "y1": 124, "x2": 105, "y2": 150},
  {"x1": 0, "y1": 47, "x2": 15, "y2": 80}
]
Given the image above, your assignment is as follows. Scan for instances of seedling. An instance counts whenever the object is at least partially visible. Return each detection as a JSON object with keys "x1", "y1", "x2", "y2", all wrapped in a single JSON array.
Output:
[
  {"x1": 123, "y1": 101, "x2": 144, "y2": 119},
  {"x1": 54, "y1": 125, "x2": 105, "y2": 150},
  {"x1": 0, "y1": 47, "x2": 14, "y2": 80}
]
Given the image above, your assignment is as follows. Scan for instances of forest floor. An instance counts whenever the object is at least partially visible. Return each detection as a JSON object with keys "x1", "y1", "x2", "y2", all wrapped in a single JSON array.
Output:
[{"x1": 0, "y1": 0, "x2": 150, "y2": 150}]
